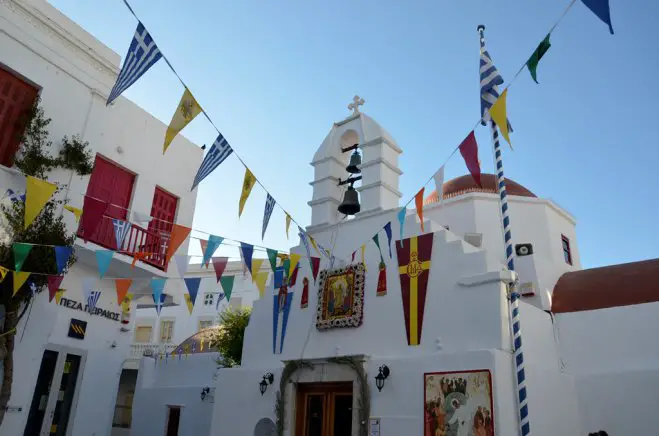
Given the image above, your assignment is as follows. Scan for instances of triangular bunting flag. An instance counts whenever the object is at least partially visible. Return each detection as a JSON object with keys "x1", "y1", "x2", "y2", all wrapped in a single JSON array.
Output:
[
  {"x1": 219, "y1": 275, "x2": 235, "y2": 301},
  {"x1": 64, "y1": 205, "x2": 83, "y2": 222},
  {"x1": 199, "y1": 239, "x2": 210, "y2": 267},
  {"x1": 212, "y1": 257, "x2": 229, "y2": 282},
  {"x1": 95, "y1": 249, "x2": 115, "y2": 279},
  {"x1": 397, "y1": 207, "x2": 407, "y2": 242},
  {"x1": 311, "y1": 257, "x2": 320, "y2": 284},
  {"x1": 262, "y1": 194, "x2": 276, "y2": 239},
  {"x1": 13, "y1": 271, "x2": 30, "y2": 297},
  {"x1": 191, "y1": 133, "x2": 233, "y2": 190},
  {"x1": 153, "y1": 292, "x2": 166, "y2": 316},
  {"x1": 285, "y1": 214, "x2": 292, "y2": 239},
  {"x1": 106, "y1": 22, "x2": 163, "y2": 105},
  {"x1": 581, "y1": 0, "x2": 614, "y2": 34},
  {"x1": 288, "y1": 253, "x2": 301, "y2": 279},
  {"x1": 266, "y1": 248, "x2": 278, "y2": 273},
  {"x1": 174, "y1": 254, "x2": 189, "y2": 278},
  {"x1": 79, "y1": 196, "x2": 108, "y2": 242},
  {"x1": 184, "y1": 277, "x2": 201, "y2": 307},
  {"x1": 164, "y1": 88, "x2": 202, "y2": 154},
  {"x1": 383, "y1": 222, "x2": 393, "y2": 258},
  {"x1": 433, "y1": 165, "x2": 445, "y2": 205},
  {"x1": 372, "y1": 234, "x2": 384, "y2": 263},
  {"x1": 459, "y1": 131, "x2": 482, "y2": 187},
  {"x1": 240, "y1": 243, "x2": 254, "y2": 275},
  {"x1": 13, "y1": 243, "x2": 32, "y2": 272},
  {"x1": 415, "y1": 188, "x2": 425, "y2": 233},
  {"x1": 202, "y1": 235, "x2": 224, "y2": 269},
  {"x1": 251, "y1": 259, "x2": 265, "y2": 281},
  {"x1": 115, "y1": 279, "x2": 132, "y2": 305},
  {"x1": 131, "y1": 252, "x2": 147, "y2": 268},
  {"x1": 151, "y1": 278, "x2": 167, "y2": 314},
  {"x1": 47, "y1": 276, "x2": 64, "y2": 302},
  {"x1": 289, "y1": 263, "x2": 300, "y2": 287},
  {"x1": 54, "y1": 246, "x2": 73, "y2": 274},
  {"x1": 490, "y1": 89, "x2": 511, "y2": 146},
  {"x1": 282, "y1": 258, "x2": 290, "y2": 281},
  {"x1": 254, "y1": 271, "x2": 268, "y2": 298},
  {"x1": 165, "y1": 224, "x2": 192, "y2": 265},
  {"x1": 527, "y1": 34, "x2": 551, "y2": 84},
  {"x1": 0, "y1": 266, "x2": 7, "y2": 283},
  {"x1": 55, "y1": 288, "x2": 65, "y2": 304},
  {"x1": 24, "y1": 176, "x2": 57, "y2": 229},
  {"x1": 238, "y1": 168, "x2": 256, "y2": 217},
  {"x1": 184, "y1": 293, "x2": 194, "y2": 314},
  {"x1": 112, "y1": 219, "x2": 132, "y2": 249}
]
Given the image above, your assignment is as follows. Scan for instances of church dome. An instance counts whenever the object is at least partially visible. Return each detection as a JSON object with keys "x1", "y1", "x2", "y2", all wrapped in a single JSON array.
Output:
[{"x1": 424, "y1": 174, "x2": 536, "y2": 205}]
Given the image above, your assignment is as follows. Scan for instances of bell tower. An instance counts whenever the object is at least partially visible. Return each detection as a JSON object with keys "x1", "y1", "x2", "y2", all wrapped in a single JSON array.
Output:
[{"x1": 308, "y1": 96, "x2": 403, "y2": 230}]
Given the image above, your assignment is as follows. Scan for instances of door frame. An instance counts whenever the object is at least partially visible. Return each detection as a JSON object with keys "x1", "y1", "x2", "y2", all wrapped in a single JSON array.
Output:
[
  {"x1": 37, "y1": 344, "x2": 87, "y2": 436},
  {"x1": 164, "y1": 404, "x2": 184, "y2": 436}
]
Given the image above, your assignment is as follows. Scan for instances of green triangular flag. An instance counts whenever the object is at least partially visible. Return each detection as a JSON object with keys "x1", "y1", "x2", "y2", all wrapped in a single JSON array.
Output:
[
  {"x1": 13, "y1": 243, "x2": 33, "y2": 272},
  {"x1": 266, "y1": 248, "x2": 278, "y2": 273},
  {"x1": 219, "y1": 275, "x2": 235, "y2": 302},
  {"x1": 526, "y1": 33, "x2": 551, "y2": 84},
  {"x1": 372, "y1": 234, "x2": 384, "y2": 263}
]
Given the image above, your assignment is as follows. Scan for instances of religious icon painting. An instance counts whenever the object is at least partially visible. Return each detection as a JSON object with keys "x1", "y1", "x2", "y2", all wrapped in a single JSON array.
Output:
[
  {"x1": 315, "y1": 263, "x2": 365, "y2": 330},
  {"x1": 301, "y1": 277, "x2": 309, "y2": 309},
  {"x1": 423, "y1": 370, "x2": 494, "y2": 436}
]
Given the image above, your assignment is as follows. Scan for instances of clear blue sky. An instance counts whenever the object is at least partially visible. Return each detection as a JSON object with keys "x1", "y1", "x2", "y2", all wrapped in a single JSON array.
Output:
[{"x1": 49, "y1": 0, "x2": 657, "y2": 268}]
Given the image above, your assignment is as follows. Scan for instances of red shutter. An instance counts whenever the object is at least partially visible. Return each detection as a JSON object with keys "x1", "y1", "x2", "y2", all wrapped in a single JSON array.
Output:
[
  {"x1": 81, "y1": 156, "x2": 135, "y2": 248},
  {"x1": 0, "y1": 68, "x2": 38, "y2": 167}
]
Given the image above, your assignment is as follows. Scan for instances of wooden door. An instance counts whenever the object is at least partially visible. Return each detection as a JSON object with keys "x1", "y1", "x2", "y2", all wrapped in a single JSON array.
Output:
[
  {"x1": 146, "y1": 187, "x2": 178, "y2": 263},
  {"x1": 165, "y1": 406, "x2": 181, "y2": 436},
  {"x1": 0, "y1": 67, "x2": 38, "y2": 167},
  {"x1": 295, "y1": 382, "x2": 353, "y2": 436}
]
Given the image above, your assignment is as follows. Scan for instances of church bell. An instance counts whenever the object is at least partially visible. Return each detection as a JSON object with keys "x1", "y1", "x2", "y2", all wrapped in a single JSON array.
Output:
[
  {"x1": 338, "y1": 186, "x2": 360, "y2": 215},
  {"x1": 346, "y1": 150, "x2": 362, "y2": 174}
]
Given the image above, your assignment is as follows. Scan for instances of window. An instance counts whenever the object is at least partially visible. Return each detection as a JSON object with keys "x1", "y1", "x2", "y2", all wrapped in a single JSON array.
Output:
[
  {"x1": 198, "y1": 319, "x2": 213, "y2": 331},
  {"x1": 134, "y1": 326, "x2": 152, "y2": 343},
  {"x1": 561, "y1": 235, "x2": 572, "y2": 265},
  {"x1": 0, "y1": 67, "x2": 38, "y2": 167},
  {"x1": 160, "y1": 320, "x2": 174, "y2": 343},
  {"x1": 203, "y1": 293, "x2": 214, "y2": 306}
]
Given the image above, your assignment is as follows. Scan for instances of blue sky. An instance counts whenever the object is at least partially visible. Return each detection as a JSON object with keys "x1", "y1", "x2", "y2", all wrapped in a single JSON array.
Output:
[{"x1": 49, "y1": 0, "x2": 657, "y2": 268}]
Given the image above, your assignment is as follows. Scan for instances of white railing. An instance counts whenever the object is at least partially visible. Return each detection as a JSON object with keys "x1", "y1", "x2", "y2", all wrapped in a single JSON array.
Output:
[{"x1": 130, "y1": 343, "x2": 177, "y2": 359}]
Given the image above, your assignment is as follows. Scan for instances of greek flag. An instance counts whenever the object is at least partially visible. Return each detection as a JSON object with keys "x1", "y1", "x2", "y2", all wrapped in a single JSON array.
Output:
[
  {"x1": 87, "y1": 290, "x2": 101, "y2": 312},
  {"x1": 112, "y1": 219, "x2": 132, "y2": 249},
  {"x1": 191, "y1": 133, "x2": 233, "y2": 190},
  {"x1": 261, "y1": 194, "x2": 276, "y2": 239},
  {"x1": 4, "y1": 189, "x2": 25, "y2": 203},
  {"x1": 107, "y1": 22, "x2": 162, "y2": 105},
  {"x1": 479, "y1": 41, "x2": 512, "y2": 132}
]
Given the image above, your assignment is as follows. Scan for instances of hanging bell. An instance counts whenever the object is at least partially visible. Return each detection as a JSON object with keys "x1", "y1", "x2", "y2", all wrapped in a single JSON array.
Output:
[
  {"x1": 345, "y1": 150, "x2": 362, "y2": 174},
  {"x1": 338, "y1": 186, "x2": 360, "y2": 215}
]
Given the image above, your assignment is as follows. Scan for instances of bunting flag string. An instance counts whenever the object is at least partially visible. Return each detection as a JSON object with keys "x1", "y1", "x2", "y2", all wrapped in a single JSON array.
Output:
[
  {"x1": 191, "y1": 133, "x2": 233, "y2": 190},
  {"x1": 163, "y1": 88, "x2": 202, "y2": 154},
  {"x1": 24, "y1": 176, "x2": 57, "y2": 230},
  {"x1": 63, "y1": 205, "x2": 82, "y2": 222},
  {"x1": 238, "y1": 168, "x2": 256, "y2": 217}
]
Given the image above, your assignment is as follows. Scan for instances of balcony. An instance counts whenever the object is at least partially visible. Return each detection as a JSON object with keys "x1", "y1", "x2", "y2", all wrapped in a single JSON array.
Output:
[
  {"x1": 130, "y1": 343, "x2": 177, "y2": 359},
  {"x1": 77, "y1": 215, "x2": 170, "y2": 271}
]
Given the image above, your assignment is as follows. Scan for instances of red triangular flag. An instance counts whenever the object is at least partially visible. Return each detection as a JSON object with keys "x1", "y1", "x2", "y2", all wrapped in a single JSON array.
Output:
[
  {"x1": 311, "y1": 257, "x2": 320, "y2": 284},
  {"x1": 459, "y1": 131, "x2": 482, "y2": 187},
  {"x1": 47, "y1": 275, "x2": 64, "y2": 302},
  {"x1": 212, "y1": 257, "x2": 229, "y2": 282},
  {"x1": 79, "y1": 196, "x2": 108, "y2": 242},
  {"x1": 115, "y1": 278, "x2": 132, "y2": 305},
  {"x1": 199, "y1": 239, "x2": 210, "y2": 268},
  {"x1": 415, "y1": 187, "x2": 425, "y2": 233}
]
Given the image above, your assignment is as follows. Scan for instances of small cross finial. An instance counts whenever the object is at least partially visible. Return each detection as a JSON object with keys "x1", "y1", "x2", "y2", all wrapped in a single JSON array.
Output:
[{"x1": 348, "y1": 95, "x2": 365, "y2": 115}]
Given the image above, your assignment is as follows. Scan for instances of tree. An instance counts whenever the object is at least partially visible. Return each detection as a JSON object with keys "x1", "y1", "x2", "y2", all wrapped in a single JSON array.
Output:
[
  {"x1": 0, "y1": 101, "x2": 93, "y2": 425},
  {"x1": 212, "y1": 307, "x2": 251, "y2": 368}
]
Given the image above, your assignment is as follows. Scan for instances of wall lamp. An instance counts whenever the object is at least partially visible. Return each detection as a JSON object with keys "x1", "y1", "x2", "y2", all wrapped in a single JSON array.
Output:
[
  {"x1": 374, "y1": 365, "x2": 390, "y2": 392},
  {"x1": 259, "y1": 372, "x2": 275, "y2": 396},
  {"x1": 200, "y1": 387, "x2": 210, "y2": 401}
]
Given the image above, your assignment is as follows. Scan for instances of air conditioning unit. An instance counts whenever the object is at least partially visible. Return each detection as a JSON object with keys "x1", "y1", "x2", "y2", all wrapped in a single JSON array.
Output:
[{"x1": 464, "y1": 233, "x2": 482, "y2": 248}]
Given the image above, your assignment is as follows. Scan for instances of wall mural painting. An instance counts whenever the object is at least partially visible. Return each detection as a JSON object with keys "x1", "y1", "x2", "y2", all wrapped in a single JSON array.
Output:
[
  {"x1": 424, "y1": 370, "x2": 494, "y2": 436},
  {"x1": 316, "y1": 263, "x2": 365, "y2": 330}
]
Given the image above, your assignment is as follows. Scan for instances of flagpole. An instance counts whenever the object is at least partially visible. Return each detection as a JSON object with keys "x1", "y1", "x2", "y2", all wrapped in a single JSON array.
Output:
[{"x1": 478, "y1": 24, "x2": 530, "y2": 436}]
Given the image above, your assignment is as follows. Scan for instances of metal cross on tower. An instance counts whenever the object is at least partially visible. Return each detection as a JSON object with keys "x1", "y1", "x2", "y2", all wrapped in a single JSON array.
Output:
[{"x1": 348, "y1": 95, "x2": 365, "y2": 115}]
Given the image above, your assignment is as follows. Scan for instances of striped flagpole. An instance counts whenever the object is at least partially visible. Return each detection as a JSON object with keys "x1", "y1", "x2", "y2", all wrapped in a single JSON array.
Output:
[{"x1": 478, "y1": 25, "x2": 530, "y2": 436}]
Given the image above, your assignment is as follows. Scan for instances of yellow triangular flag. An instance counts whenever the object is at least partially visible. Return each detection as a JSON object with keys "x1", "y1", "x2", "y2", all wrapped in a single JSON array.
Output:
[
  {"x1": 285, "y1": 214, "x2": 292, "y2": 239},
  {"x1": 238, "y1": 168, "x2": 256, "y2": 217},
  {"x1": 288, "y1": 253, "x2": 301, "y2": 278},
  {"x1": 309, "y1": 237, "x2": 320, "y2": 256},
  {"x1": 0, "y1": 266, "x2": 7, "y2": 283},
  {"x1": 64, "y1": 205, "x2": 83, "y2": 222},
  {"x1": 489, "y1": 88, "x2": 511, "y2": 146},
  {"x1": 55, "y1": 288, "x2": 66, "y2": 304},
  {"x1": 361, "y1": 244, "x2": 367, "y2": 271},
  {"x1": 251, "y1": 258, "x2": 265, "y2": 282},
  {"x1": 254, "y1": 271, "x2": 268, "y2": 298},
  {"x1": 163, "y1": 88, "x2": 202, "y2": 154},
  {"x1": 25, "y1": 176, "x2": 57, "y2": 229},
  {"x1": 184, "y1": 293, "x2": 194, "y2": 314},
  {"x1": 13, "y1": 271, "x2": 31, "y2": 297}
]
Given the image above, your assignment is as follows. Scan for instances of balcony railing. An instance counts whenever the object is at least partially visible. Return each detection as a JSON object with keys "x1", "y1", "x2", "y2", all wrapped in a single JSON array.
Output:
[
  {"x1": 77, "y1": 215, "x2": 169, "y2": 270},
  {"x1": 112, "y1": 405, "x2": 132, "y2": 428},
  {"x1": 130, "y1": 343, "x2": 177, "y2": 359}
]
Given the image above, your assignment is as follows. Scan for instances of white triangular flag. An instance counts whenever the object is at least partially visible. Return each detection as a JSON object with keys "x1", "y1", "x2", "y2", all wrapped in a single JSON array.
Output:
[
  {"x1": 174, "y1": 254, "x2": 189, "y2": 278},
  {"x1": 433, "y1": 165, "x2": 445, "y2": 205},
  {"x1": 132, "y1": 210, "x2": 153, "y2": 225}
]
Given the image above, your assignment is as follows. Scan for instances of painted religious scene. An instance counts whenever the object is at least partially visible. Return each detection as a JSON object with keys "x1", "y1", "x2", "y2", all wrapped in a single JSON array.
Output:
[{"x1": 425, "y1": 370, "x2": 494, "y2": 436}]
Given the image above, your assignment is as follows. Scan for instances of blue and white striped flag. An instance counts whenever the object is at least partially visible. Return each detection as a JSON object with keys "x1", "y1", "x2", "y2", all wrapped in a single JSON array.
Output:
[
  {"x1": 107, "y1": 22, "x2": 162, "y2": 105},
  {"x1": 87, "y1": 291, "x2": 101, "y2": 313},
  {"x1": 261, "y1": 194, "x2": 276, "y2": 239},
  {"x1": 4, "y1": 189, "x2": 25, "y2": 203},
  {"x1": 479, "y1": 41, "x2": 512, "y2": 134},
  {"x1": 191, "y1": 133, "x2": 233, "y2": 190},
  {"x1": 112, "y1": 219, "x2": 132, "y2": 249}
]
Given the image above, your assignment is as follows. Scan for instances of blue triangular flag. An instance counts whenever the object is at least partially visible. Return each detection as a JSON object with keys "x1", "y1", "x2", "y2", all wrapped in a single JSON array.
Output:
[
  {"x1": 240, "y1": 242, "x2": 254, "y2": 275},
  {"x1": 54, "y1": 246, "x2": 73, "y2": 274},
  {"x1": 261, "y1": 194, "x2": 276, "y2": 239},
  {"x1": 151, "y1": 278, "x2": 167, "y2": 315},
  {"x1": 274, "y1": 266, "x2": 285, "y2": 289},
  {"x1": 95, "y1": 250, "x2": 115, "y2": 279},
  {"x1": 397, "y1": 207, "x2": 407, "y2": 241},
  {"x1": 383, "y1": 222, "x2": 393, "y2": 258},
  {"x1": 191, "y1": 133, "x2": 233, "y2": 190},
  {"x1": 112, "y1": 219, "x2": 132, "y2": 249},
  {"x1": 184, "y1": 277, "x2": 201, "y2": 305},
  {"x1": 202, "y1": 235, "x2": 224, "y2": 268},
  {"x1": 581, "y1": 0, "x2": 614, "y2": 34}
]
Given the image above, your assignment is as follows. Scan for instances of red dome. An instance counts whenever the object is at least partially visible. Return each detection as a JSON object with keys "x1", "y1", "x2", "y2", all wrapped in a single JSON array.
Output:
[{"x1": 424, "y1": 174, "x2": 536, "y2": 205}]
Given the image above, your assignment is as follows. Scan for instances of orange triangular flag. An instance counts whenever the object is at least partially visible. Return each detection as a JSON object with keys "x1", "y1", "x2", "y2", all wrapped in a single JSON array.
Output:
[
  {"x1": 415, "y1": 187, "x2": 425, "y2": 232},
  {"x1": 131, "y1": 252, "x2": 147, "y2": 268},
  {"x1": 115, "y1": 279, "x2": 132, "y2": 305},
  {"x1": 165, "y1": 224, "x2": 192, "y2": 265},
  {"x1": 199, "y1": 239, "x2": 210, "y2": 267}
]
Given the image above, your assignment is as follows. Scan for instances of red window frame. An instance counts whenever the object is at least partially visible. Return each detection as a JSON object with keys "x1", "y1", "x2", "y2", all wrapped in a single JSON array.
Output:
[
  {"x1": 0, "y1": 67, "x2": 38, "y2": 167},
  {"x1": 561, "y1": 234, "x2": 572, "y2": 265}
]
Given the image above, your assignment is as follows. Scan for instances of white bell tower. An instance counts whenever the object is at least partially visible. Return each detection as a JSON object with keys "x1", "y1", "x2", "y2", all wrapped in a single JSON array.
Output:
[{"x1": 308, "y1": 96, "x2": 402, "y2": 230}]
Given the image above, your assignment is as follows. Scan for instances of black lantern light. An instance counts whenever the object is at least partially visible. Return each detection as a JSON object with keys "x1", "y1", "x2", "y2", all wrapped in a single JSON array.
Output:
[
  {"x1": 200, "y1": 387, "x2": 210, "y2": 401},
  {"x1": 259, "y1": 372, "x2": 275, "y2": 396},
  {"x1": 374, "y1": 365, "x2": 390, "y2": 392}
]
